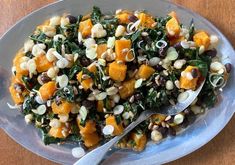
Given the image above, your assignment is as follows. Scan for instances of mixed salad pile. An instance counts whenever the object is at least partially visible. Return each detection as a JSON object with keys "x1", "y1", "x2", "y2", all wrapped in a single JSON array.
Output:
[{"x1": 9, "y1": 7, "x2": 231, "y2": 154}]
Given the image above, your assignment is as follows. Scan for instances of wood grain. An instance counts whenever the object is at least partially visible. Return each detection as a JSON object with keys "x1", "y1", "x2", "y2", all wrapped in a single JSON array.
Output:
[{"x1": 0, "y1": 0, "x2": 234, "y2": 165}]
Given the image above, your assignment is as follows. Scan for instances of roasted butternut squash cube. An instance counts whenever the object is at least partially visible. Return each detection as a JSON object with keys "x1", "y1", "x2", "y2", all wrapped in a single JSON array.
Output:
[
  {"x1": 51, "y1": 100, "x2": 74, "y2": 115},
  {"x1": 137, "y1": 64, "x2": 155, "y2": 80},
  {"x1": 96, "y1": 44, "x2": 107, "y2": 59},
  {"x1": 87, "y1": 63, "x2": 97, "y2": 73},
  {"x1": 36, "y1": 20, "x2": 50, "y2": 31},
  {"x1": 115, "y1": 39, "x2": 132, "y2": 62},
  {"x1": 138, "y1": 13, "x2": 156, "y2": 28},
  {"x1": 180, "y1": 66, "x2": 199, "y2": 90},
  {"x1": 168, "y1": 11, "x2": 179, "y2": 22},
  {"x1": 151, "y1": 114, "x2": 166, "y2": 125},
  {"x1": 109, "y1": 61, "x2": 127, "y2": 81},
  {"x1": 169, "y1": 36, "x2": 185, "y2": 46},
  {"x1": 48, "y1": 124, "x2": 69, "y2": 138},
  {"x1": 79, "y1": 19, "x2": 93, "y2": 38},
  {"x1": 76, "y1": 71, "x2": 93, "y2": 90},
  {"x1": 9, "y1": 84, "x2": 24, "y2": 105},
  {"x1": 106, "y1": 115, "x2": 124, "y2": 136},
  {"x1": 166, "y1": 17, "x2": 180, "y2": 37},
  {"x1": 119, "y1": 79, "x2": 136, "y2": 99},
  {"x1": 83, "y1": 132, "x2": 100, "y2": 148},
  {"x1": 130, "y1": 132, "x2": 147, "y2": 152},
  {"x1": 35, "y1": 54, "x2": 53, "y2": 73},
  {"x1": 39, "y1": 81, "x2": 57, "y2": 101},
  {"x1": 193, "y1": 31, "x2": 210, "y2": 49},
  {"x1": 14, "y1": 53, "x2": 29, "y2": 77},
  {"x1": 116, "y1": 10, "x2": 132, "y2": 24},
  {"x1": 77, "y1": 120, "x2": 97, "y2": 135}
]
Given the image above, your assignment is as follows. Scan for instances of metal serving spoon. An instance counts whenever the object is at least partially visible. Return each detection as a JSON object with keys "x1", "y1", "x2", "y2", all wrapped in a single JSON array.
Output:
[{"x1": 74, "y1": 80, "x2": 205, "y2": 165}]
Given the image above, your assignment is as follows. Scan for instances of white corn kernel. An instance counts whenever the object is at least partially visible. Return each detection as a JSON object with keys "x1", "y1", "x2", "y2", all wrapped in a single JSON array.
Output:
[
  {"x1": 42, "y1": 26, "x2": 56, "y2": 37},
  {"x1": 177, "y1": 91, "x2": 189, "y2": 103},
  {"x1": 149, "y1": 57, "x2": 160, "y2": 66},
  {"x1": 84, "y1": 38, "x2": 96, "y2": 48},
  {"x1": 49, "y1": 119, "x2": 61, "y2": 128},
  {"x1": 191, "y1": 105, "x2": 203, "y2": 114},
  {"x1": 107, "y1": 37, "x2": 115, "y2": 48},
  {"x1": 46, "y1": 48, "x2": 57, "y2": 62},
  {"x1": 53, "y1": 34, "x2": 66, "y2": 42},
  {"x1": 24, "y1": 114, "x2": 33, "y2": 124},
  {"x1": 32, "y1": 44, "x2": 46, "y2": 56},
  {"x1": 210, "y1": 61, "x2": 224, "y2": 72},
  {"x1": 209, "y1": 35, "x2": 219, "y2": 48},
  {"x1": 115, "y1": 25, "x2": 126, "y2": 37},
  {"x1": 49, "y1": 16, "x2": 61, "y2": 26},
  {"x1": 56, "y1": 58, "x2": 69, "y2": 68},
  {"x1": 112, "y1": 94, "x2": 120, "y2": 103},
  {"x1": 91, "y1": 23, "x2": 107, "y2": 38},
  {"x1": 174, "y1": 59, "x2": 186, "y2": 69},
  {"x1": 173, "y1": 114, "x2": 184, "y2": 124},
  {"x1": 47, "y1": 67, "x2": 59, "y2": 78},
  {"x1": 56, "y1": 74, "x2": 69, "y2": 88},
  {"x1": 24, "y1": 39, "x2": 34, "y2": 53},
  {"x1": 166, "y1": 80, "x2": 174, "y2": 90},
  {"x1": 106, "y1": 86, "x2": 118, "y2": 96},
  {"x1": 151, "y1": 130, "x2": 163, "y2": 142},
  {"x1": 60, "y1": 17, "x2": 70, "y2": 28}
]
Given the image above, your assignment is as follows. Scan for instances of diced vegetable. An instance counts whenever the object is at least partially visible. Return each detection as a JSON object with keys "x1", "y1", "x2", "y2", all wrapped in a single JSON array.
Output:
[
  {"x1": 151, "y1": 114, "x2": 166, "y2": 125},
  {"x1": 130, "y1": 132, "x2": 147, "y2": 151},
  {"x1": 166, "y1": 17, "x2": 180, "y2": 37},
  {"x1": 116, "y1": 10, "x2": 132, "y2": 24},
  {"x1": 115, "y1": 39, "x2": 132, "y2": 62},
  {"x1": 96, "y1": 44, "x2": 107, "y2": 59},
  {"x1": 51, "y1": 100, "x2": 74, "y2": 115},
  {"x1": 119, "y1": 79, "x2": 136, "y2": 99},
  {"x1": 138, "y1": 13, "x2": 156, "y2": 28},
  {"x1": 105, "y1": 115, "x2": 124, "y2": 135},
  {"x1": 35, "y1": 55, "x2": 53, "y2": 73},
  {"x1": 79, "y1": 19, "x2": 93, "y2": 38},
  {"x1": 77, "y1": 72, "x2": 93, "y2": 90},
  {"x1": 78, "y1": 120, "x2": 97, "y2": 135},
  {"x1": 39, "y1": 81, "x2": 57, "y2": 101},
  {"x1": 9, "y1": 83, "x2": 24, "y2": 105},
  {"x1": 180, "y1": 66, "x2": 199, "y2": 90},
  {"x1": 109, "y1": 61, "x2": 127, "y2": 81},
  {"x1": 82, "y1": 132, "x2": 100, "y2": 148},
  {"x1": 193, "y1": 31, "x2": 210, "y2": 49},
  {"x1": 168, "y1": 11, "x2": 179, "y2": 21},
  {"x1": 169, "y1": 36, "x2": 185, "y2": 46},
  {"x1": 137, "y1": 64, "x2": 155, "y2": 80},
  {"x1": 48, "y1": 124, "x2": 69, "y2": 138},
  {"x1": 97, "y1": 100, "x2": 104, "y2": 112}
]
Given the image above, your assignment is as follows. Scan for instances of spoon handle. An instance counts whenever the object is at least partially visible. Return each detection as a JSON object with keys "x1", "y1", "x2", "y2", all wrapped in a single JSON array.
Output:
[{"x1": 73, "y1": 111, "x2": 153, "y2": 165}]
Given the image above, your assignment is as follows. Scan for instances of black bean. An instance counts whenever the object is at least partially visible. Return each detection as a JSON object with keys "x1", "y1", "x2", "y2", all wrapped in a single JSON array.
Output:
[
  {"x1": 159, "y1": 76, "x2": 166, "y2": 86},
  {"x1": 154, "y1": 64, "x2": 164, "y2": 72},
  {"x1": 158, "y1": 47, "x2": 167, "y2": 58},
  {"x1": 173, "y1": 42, "x2": 182, "y2": 50},
  {"x1": 66, "y1": 15, "x2": 77, "y2": 24},
  {"x1": 142, "y1": 36, "x2": 152, "y2": 43},
  {"x1": 40, "y1": 73, "x2": 51, "y2": 84},
  {"x1": 14, "y1": 83, "x2": 25, "y2": 93},
  {"x1": 205, "y1": 49, "x2": 217, "y2": 58},
  {"x1": 157, "y1": 127, "x2": 168, "y2": 138},
  {"x1": 128, "y1": 15, "x2": 138, "y2": 22},
  {"x1": 82, "y1": 100, "x2": 94, "y2": 109},
  {"x1": 81, "y1": 57, "x2": 91, "y2": 67},
  {"x1": 191, "y1": 68, "x2": 198, "y2": 78},
  {"x1": 168, "y1": 127, "x2": 176, "y2": 136},
  {"x1": 225, "y1": 63, "x2": 232, "y2": 73},
  {"x1": 187, "y1": 113, "x2": 196, "y2": 124},
  {"x1": 180, "y1": 117, "x2": 189, "y2": 128},
  {"x1": 134, "y1": 93, "x2": 142, "y2": 101}
]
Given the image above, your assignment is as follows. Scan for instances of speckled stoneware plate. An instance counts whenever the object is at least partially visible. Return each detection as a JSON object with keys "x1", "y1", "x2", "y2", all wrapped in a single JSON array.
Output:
[{"x1": 0, "y1": 0, "x2": 234, "y2": 164}]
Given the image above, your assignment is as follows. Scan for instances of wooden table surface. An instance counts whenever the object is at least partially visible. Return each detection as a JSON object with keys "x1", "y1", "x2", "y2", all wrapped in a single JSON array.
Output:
[{"x1": 0, "y1": 0, "x2": 234, "y2": 164}]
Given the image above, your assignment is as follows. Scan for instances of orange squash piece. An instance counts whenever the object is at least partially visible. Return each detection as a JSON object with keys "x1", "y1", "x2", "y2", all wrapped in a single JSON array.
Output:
[
  {"x1": 180, "y1": 66, "x2": 199, "y2": 90},
  {"x1": 166, "y1": 17, "x2": 180, "y2": 37},
  {"x1": 9, "y1": 84, "x2": 24, "y2": 105},
  {"x1": 138, "y1": 13, "x2": 156, "y2": 28},
  {"x1": 96, "y1": 44, "x2": 107, "y2": 59},
  {"x1": 151, "y1": 114, "x2": 166, "y2": 125},
  {"x1": 168, "y1": 11, "x2": 179, "y2": 22},
  {"x1": 115, "y1": 39, "x2": 132, "y2": 62},
  {"x1": 97, "y1": 100, "x2": 104, "y2": 112},
  {"x1": 14, "y1": 54, "x2": 29, "y2": 77},
  {"x1": 130, "y1": 132, "x2": 147, "y2": 151},
  {"x1": 87, "y1": 63, "x2": 97, "y2": 73},
  {"x1": 79, "y1": 19, "x2": 93, "y2": 38},
  {"x1": 51, "y1": 100, "x2": 74, "y2": 115},
  {"x1": 109, "y1": 61, "x2": 127, "y2": 81},
  {"x1": 35, "y1": 54, "x2": 53, "y2": 73},
  {"x1": 193, "y1": 31, "x2": 210, "y2": 49},
  {"x1": 119, "y1": 79, "x2": 136, "y2": 99},
  {"x1": 137, "y1": 64, "x2": 155, "y2": 80},
  {"x1": 116, "y1": 10, "x2": 133, "y2": 24},
  {"x1": 77, "y1": 120, "x2": 97, "y2": 135},
  {"x1": 48, "y1": 124, "x2": 69, "y2": 138},
  {"x1": 83, "y1": 132, "x2": 100, "y2": 148},
  {"x1": 106, "y1": 115, "x2": 124, "y2": 136},
  {"x1": 39, "y1": 81, "x2": 57, "y2": 101},
  {"x1": 169, "y1": 36, "x2": 185, "y2": 46}
]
